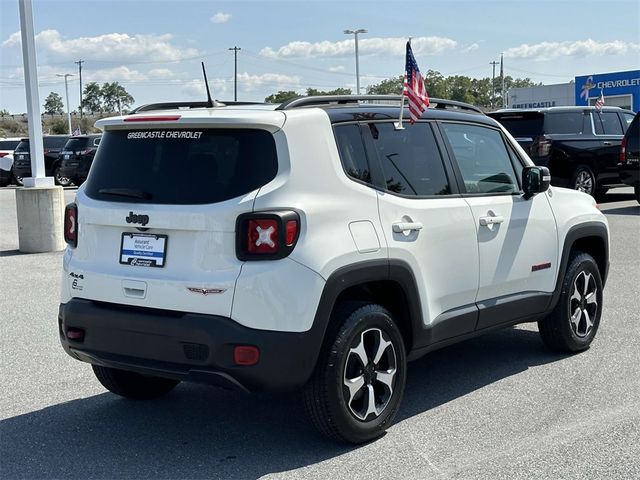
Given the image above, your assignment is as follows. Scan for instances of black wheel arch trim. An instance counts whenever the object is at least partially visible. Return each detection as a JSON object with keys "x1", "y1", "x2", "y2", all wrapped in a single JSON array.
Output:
[{"x1": 549, "y1": 221, "x2": 609, "y2": 311}]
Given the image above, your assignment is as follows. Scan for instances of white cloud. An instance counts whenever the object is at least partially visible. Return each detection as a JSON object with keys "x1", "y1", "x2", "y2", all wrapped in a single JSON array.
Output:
[
  {"x1": 260, "y1": 36, "x2": 457, "y2": 59},
  {"x1": 505, "y1": 39, "x2": 640, "y2": 61},
  {"x1": 2, "y1": 29, "x2": 199, "y2": 63},
  {"x1": 328, "y1": 65, "x2": 345, "y2": 72},
  {"x1": 210, "y1": 12, "x2": 232, "y2": 24},
  {"x1": 236, "y1": 72, "x2": 301, "y2": 92},
  {"x1": 148, "y1": 68, "x2": 176, "y2": 78},
  {"x1": 462, "y1": 43, "x2": 480, "y2": 53},
  {"x1": 181, "y1": 78, "x2": 227, "y2": 98}
]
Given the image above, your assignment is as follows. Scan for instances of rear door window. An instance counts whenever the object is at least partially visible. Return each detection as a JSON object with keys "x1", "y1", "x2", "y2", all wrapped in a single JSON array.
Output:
[
  {"x1": 441, "y1": 123, "x2": 519, "y2": 194},
  {"x1": 544, "y1": 112, "x2": 584, "y2": 134},
  {"x1": 366, "y1": 122, "x2": 451, "y2": 196},
  {"x1": 334, "y1": 124, "x2": 372, "y2": 185},
  {"x1": 85, "y1": 128, "x2": 278, "y2": 205}
]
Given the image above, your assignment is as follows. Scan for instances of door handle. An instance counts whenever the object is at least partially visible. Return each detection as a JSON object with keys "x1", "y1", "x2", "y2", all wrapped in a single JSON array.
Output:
[
  {"x1": 603, "y1": 141, "x2": 612, "y2": 146},
  {"x1": 392, "y1": 221, "x2": 423, "y2": 233},
  {"x1": 479, "y1": 215, "x2": 504, "y2": 226}
]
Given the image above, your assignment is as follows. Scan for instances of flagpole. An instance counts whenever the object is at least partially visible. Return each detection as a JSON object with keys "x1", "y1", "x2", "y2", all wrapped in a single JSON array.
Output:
[{"x1": 395, "y1": 38, "x2": 411, "y2": 131}]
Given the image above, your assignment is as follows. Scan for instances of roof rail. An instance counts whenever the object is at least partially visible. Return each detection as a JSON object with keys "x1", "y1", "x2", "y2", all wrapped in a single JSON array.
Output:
[
  {"x1": 275, "y1": 95, "x2": 484, "y2": 114},
  {"x1": 129, "y1": 100, "x2": 268, "y2": 114}
]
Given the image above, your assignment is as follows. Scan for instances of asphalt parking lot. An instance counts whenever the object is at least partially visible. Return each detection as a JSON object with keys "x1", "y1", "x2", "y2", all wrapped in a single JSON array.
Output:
[{"x1": 0, "y1": 186, "x2": 638, "y2": 480}]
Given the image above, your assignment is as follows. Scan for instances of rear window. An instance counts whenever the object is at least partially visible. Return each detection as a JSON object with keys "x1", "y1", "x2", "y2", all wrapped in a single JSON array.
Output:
[
  {"x1": 85, "y1": 128, "x2": 278, "y2": 205},
  {"x1": 0, "y1": 140, "x2": 20, "y2": 150},
  {"x1": 44, "y1": 136, "x2": 70, "y2": 150},
  {"x1": 543, "y1": 112, "x2": 584, "y2": 134},
  {"x1": 63, "y1": 138, "x2": 90, "y2": 151},
  {"x1": 489, "y1": 114, "x2": 543, "y2": 138},
  {"x1": 15, "y1": 141, "x2": 29, "y2": 153}
]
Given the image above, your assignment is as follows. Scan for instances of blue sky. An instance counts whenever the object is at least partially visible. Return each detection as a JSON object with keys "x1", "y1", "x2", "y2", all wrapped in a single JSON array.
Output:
[{"x1": 0, "y1": 0, "x2": 638, "y2": 113}]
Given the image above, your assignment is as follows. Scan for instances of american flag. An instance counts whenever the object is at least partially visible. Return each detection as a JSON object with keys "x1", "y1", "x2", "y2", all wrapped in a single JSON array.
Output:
[
  {"x1": 403, "y1": 41, "x2": 429, "y2": 124},
  {"x1": 72, "y1": 126, "x2": 81, "y2": 136},
  {"x1": 595, "y1": 90, "x2": 605, "y2": 111}
]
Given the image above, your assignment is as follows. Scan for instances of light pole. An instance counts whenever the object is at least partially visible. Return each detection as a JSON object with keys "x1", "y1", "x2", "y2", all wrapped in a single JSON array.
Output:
[
  {"x1": 56, "y1": 73, "x2": 73, "y2": 134},
  {"x1": 344, "y1": 28, "x2": 367, "y2": 95}
]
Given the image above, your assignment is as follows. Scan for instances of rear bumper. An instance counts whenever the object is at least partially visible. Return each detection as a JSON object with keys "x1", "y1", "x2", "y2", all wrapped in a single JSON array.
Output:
[
  {"x1": 58, "y1": 299, "x2": 325, "y2": 392},
  {"x1": 619, "y1": 164, "x2": 640, "y2": 187}
]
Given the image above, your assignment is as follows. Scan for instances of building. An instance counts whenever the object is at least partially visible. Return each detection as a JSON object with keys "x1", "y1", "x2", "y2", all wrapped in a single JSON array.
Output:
[{"x1": 507, "y1": 69, "x2": 639, "y2": 112}]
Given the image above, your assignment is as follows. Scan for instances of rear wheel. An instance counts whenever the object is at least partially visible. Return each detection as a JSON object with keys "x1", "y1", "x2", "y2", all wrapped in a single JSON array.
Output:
[
  {"x1": 304, "y1": 303, "x2": 407, "y2": 443},
  {"x1": 12, "y1": 171, "x2": 23, "y2": 186},
  {"x1": 53, "y1": 164, "x2": 73, "y2": 187},
  {"x1": 570, "y1": 165, "x2": 596, "y2": 196},
  {"x1": 538, "y1": 252, "x2": 603, "y2": 352},
  {"x1": 92, "y1": 365, "x2": 179, "y2": 400}
]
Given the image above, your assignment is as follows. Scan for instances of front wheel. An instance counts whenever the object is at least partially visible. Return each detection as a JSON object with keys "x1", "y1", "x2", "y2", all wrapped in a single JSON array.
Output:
[
  {"x1": 570, "y1": 165, "x2": 597, "y2": 196},
  {"x1": 304, "y1": 303, "x2": 407, "y2": 443},
  {"x1": 538, "y1": 252, "x2": 603, "y2": 352},
  {"x1": 92, "y1": 365, "x2": 179, "y2": 400}
]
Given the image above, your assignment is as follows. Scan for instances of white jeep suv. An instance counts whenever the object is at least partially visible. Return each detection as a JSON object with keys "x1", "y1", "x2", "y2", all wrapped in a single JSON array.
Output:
[{"x1": 59, "y1": 96, "x2": 609, "y2": 443}]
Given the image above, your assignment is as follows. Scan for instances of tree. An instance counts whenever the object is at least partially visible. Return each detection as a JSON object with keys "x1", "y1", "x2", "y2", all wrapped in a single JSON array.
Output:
[
  {"x1": 43, "y1": 92, "x2": 64, "y2": 115},
  {"x1": 366, "y1": 75, "x2": 404, "y2": 95},
  {"x1": 50, "y1": 118, "x2": 68, "y2": 134},
  {"x1": 0, "y1": 108, "x2": 9, "y2": 116},
  {"x1": 265, "y1": 90, "x2": 299, "y2": 103},
  {"x1": 82, "y1": 82, "x2": 103, "y2": 114},
  {"x1": 306, "y1": 87, "x2": 352, "y2": 96},
  {"x1": 102, "y1": 82, "x2": 134, "y2": 113}
]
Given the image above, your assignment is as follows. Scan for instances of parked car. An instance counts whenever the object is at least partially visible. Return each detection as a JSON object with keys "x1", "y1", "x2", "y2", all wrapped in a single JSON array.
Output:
[
  {"x1": 57, "y1": 135, "x2": 102, "y2": 186},
  {"x1": 0, "y1": 137, "x2": 21, "y2": 187},
  {"x1": 488, "y1": 106, "x2": 635, "y2": 197},
  {"x1": 12, "y1": 135, "x2": 71, "y2": 186},
  {"x1": 619, "y1": 112, "x2": 639, "y2": 203},
  {"x1": 59, "y1": 96, "x2": 609, "y2": 443}
]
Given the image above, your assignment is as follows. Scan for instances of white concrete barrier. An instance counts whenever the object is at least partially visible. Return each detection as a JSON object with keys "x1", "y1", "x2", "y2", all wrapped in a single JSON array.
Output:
[{"x1": 15, "y1": 186, "x2": 65, "y2": 252}]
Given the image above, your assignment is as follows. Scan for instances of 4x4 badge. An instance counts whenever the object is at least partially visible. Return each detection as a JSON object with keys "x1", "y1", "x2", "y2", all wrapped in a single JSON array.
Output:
[
  {"x1": 126, "y1": 211, "x2": 149, "y2": 226},
  {"x1": 187, "y1": 287, "x2": 226, "y2": 295}
]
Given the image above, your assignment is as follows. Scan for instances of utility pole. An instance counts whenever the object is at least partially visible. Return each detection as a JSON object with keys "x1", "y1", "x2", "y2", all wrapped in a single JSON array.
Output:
[
  {"x1": 500, "y1": 52, "x2": 505, "y2": 108},
  {"x1": 75, "y1": 59, "x2": 84, "y2": 117},
  {"x1": 56, "y1": 73, "x2": 73, "y2": 134},
  {"x1": 344, "y1": 28, "x2": 367, "y2": 94},
  {"x1": 228, "y1": 46, "x2": 241, "y2": 101},
  {"x1": 490, "y1": 60, "x2": 499, "y2": 109}
]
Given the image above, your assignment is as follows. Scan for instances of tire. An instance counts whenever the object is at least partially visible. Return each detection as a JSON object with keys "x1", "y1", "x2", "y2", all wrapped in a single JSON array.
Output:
[
  {"x1": 304, "y1": 303, "x2": 407, "y2": 444},
  {"x1": 53, "y1": 164, "x2": 73, "y2": 187},
  {"x1": 12, "y1": 171, "x2": 23, "y2": 186},
  {"x1": 92, "y1": 365, "x2": 179, "y2": 400},
  {"x1": 538, "y1": 252, "x2": 603, "y2": 353},
  {"x1": 569, "y1": 165, "x2": 597, "y2": 196}
]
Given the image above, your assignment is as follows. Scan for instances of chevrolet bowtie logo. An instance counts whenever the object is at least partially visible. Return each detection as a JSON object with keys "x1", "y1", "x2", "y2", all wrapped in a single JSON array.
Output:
[{"x1": 187, "y1": 287, "x2": 227, "y2": 295}]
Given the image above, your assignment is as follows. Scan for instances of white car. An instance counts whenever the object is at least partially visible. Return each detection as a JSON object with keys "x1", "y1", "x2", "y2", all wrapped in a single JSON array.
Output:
[
  {"x1": 0, "y1": 137, "x2": 22, "y2": 186},
  {"x1": 58, "y1": 96, "x2": 609, "y2": 443}
]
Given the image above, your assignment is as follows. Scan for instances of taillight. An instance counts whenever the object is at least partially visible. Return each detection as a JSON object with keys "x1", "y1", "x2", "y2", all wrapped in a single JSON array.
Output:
[
  {"x1": 0, "y1": 152, "x2": 7, "y2": 158},
  {"x1": 79, "y1": 148, "x2": 93, "y2": 155},
  {"x1": 619, "y1": 136, "x2": 627, "y2": 164},
  {"x1": 236, "y1": 211, "x2": 300, "y2": 260},
  {"x1": 534, "y1": 136, "x2": 552, "y2": 157},
  {"x1": 64, "y1": 203, "x2": 77, "y2": 247}
]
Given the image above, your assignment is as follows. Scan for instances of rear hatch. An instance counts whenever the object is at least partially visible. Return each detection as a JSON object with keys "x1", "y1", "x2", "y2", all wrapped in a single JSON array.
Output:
[
  {"x1": 488, "y1": 111, "x2": 544, "y2": 156},
  {"x1": 60, "y1": 137, "x2": 90, "y2": 167},
  {"x1": 69, "y1": 118, "x2": 282, "y2": 317}
]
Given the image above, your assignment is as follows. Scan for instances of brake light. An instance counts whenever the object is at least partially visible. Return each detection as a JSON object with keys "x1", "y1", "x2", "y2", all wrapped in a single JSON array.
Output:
[
  {"x1": 123, "y1": 115, "x2": 181, "y2": 122},
  {"x1": 64, "y1": 203, "x2": 77, "y2": 248},
  {"x1": 79, "y1": 148, "x2": 94, "y2": 155},
  {"x1": 534, "y1": 136, "x2": 552, "y2": 157},
  {"x1": 236, "y1": 211, "x2": 300, "y2": 260},
  {"x1": 234, "y1": 345, "x2": 260, "y2": 366},
  {"x1": 619, "y1": 136, "x2": 627, "y2": 164}
]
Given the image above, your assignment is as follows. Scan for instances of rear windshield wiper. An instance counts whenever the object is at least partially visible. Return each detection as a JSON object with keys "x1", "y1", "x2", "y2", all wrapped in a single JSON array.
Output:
[{"x1": 98, "y1": 188, "x2": 152, "y2": 200}]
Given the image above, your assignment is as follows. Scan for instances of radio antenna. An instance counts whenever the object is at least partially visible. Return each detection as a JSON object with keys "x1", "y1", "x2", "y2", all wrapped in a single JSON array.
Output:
[{"x1": 201, "y1": 62, "x2": 224, "y2": 107}]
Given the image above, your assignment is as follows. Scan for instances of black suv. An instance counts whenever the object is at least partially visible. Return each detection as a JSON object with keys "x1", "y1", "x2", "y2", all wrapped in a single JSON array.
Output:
[
  {"x1": 57, "y1": 135, "x2": 102, "y2": 186},
  {"x1": 12, "y1": 135, "x2": 71, "y2": 186},
  {"x1": 619, "y1": 112, "x2": 639, "y2": 203},
  {"x1": 489, "y1": 107, "x2": 635, "y2": 196}
]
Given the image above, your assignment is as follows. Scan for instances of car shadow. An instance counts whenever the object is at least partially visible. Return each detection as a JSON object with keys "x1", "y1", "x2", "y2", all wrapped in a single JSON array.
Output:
[
  {"x1": 0, "y1": 328, "x2": 564, "y2": 479},
  {"x1": 602, "y1": 205, "x2": 639, "y2": 216}
]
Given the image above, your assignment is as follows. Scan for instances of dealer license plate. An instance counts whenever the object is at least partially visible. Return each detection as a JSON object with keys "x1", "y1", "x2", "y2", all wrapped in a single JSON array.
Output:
[{"x1": 120, "y1": 233, "x2": 167, "y2": 268}]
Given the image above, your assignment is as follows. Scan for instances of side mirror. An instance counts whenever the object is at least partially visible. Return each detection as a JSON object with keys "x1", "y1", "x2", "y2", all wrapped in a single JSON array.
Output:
[{"x1": 523, "y1": 166, "x2": 551, "y2": 199}]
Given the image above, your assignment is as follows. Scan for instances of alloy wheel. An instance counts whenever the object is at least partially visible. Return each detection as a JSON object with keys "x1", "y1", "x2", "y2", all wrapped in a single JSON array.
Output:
[
  {"x1": 569, "y1": 270, "x2": 598, "y2": 338},
  {"x1": 343, "y1": 328, "x2": 397, "y2": 421},
  {"x1": 574, "y1": 170, "x2": 594, "y2": 195}
]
